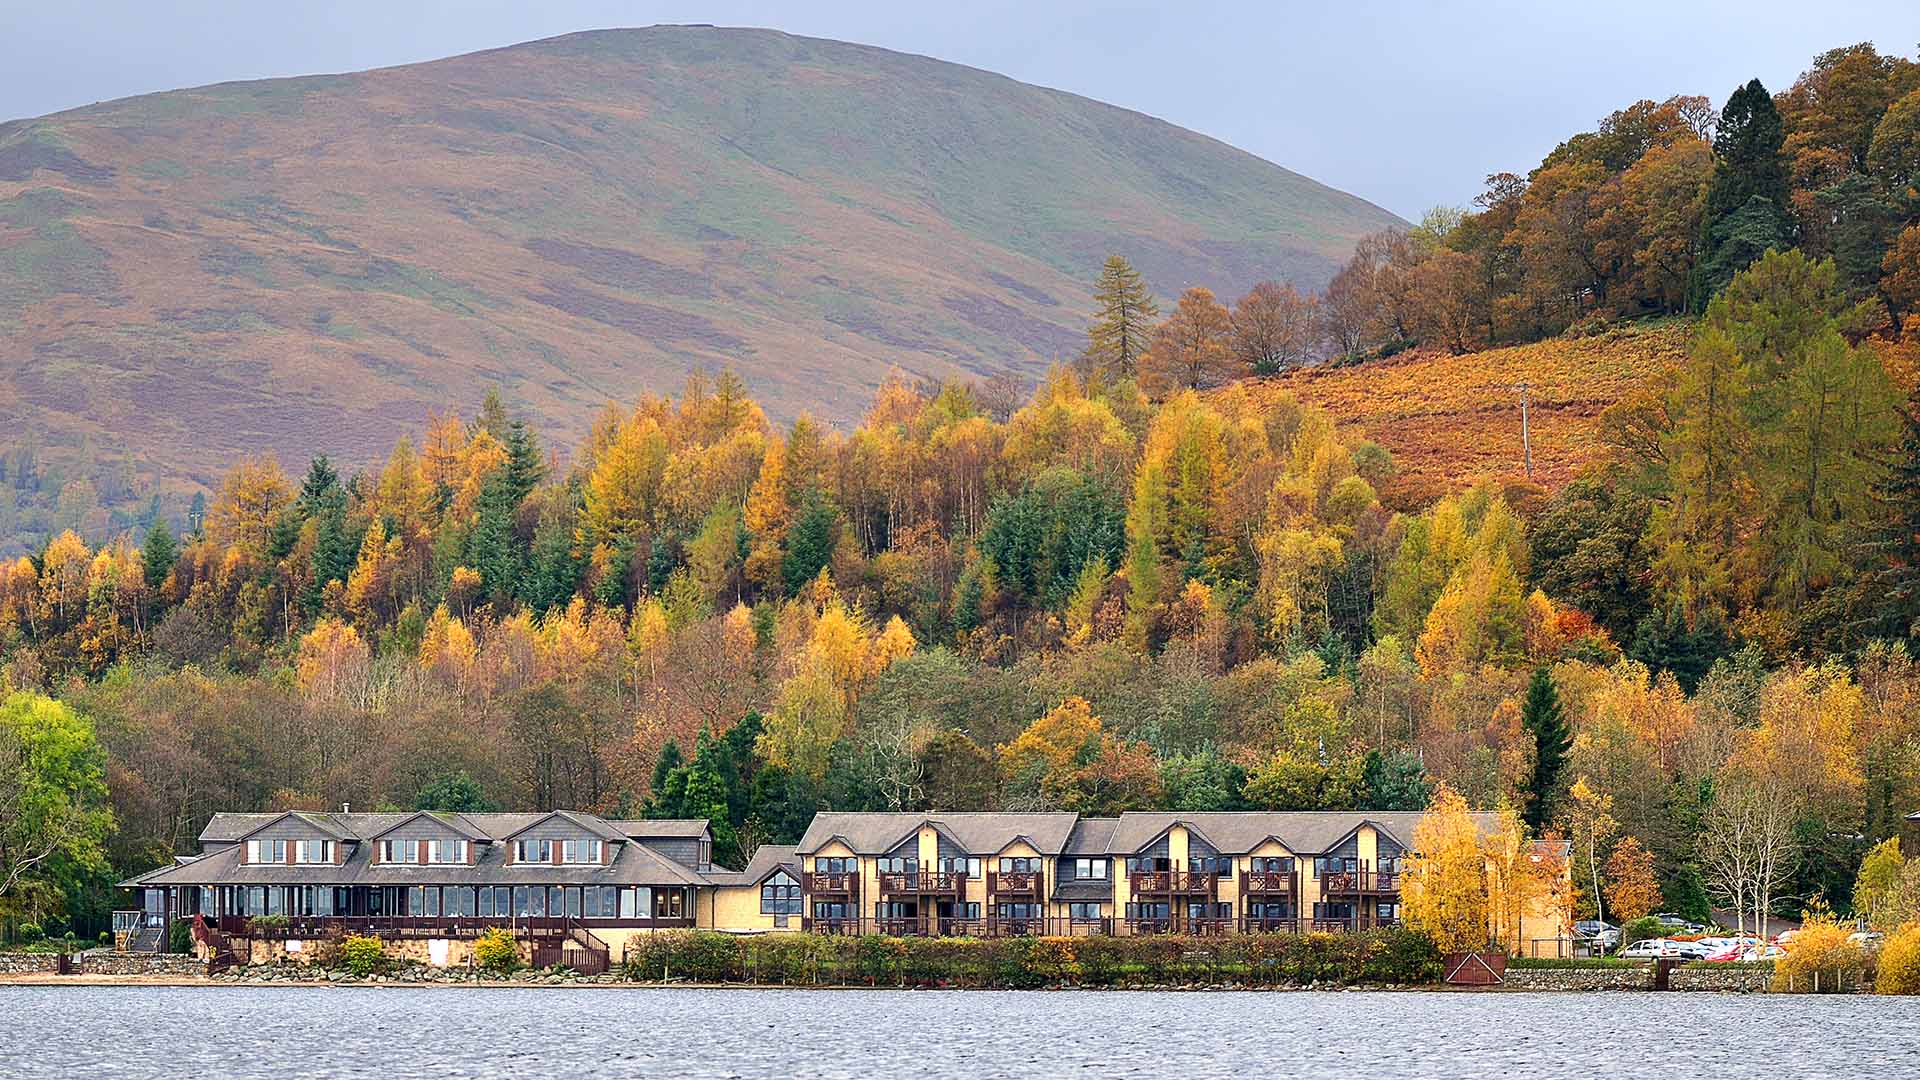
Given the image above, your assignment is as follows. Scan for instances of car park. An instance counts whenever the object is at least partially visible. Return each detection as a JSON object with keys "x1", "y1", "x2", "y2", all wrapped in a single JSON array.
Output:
[
  {"x1": 1574, "y1": 920, "x2": 1620, "y2": 950},
  {"x1": 1619, "y1": 938, "x2": 1676, "y2": 959}
]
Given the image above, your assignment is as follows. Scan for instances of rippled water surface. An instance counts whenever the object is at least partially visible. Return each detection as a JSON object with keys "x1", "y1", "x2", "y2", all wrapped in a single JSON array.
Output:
[{"x1": 4, "y1": 985, "x2": 1914, "y2": 1078}]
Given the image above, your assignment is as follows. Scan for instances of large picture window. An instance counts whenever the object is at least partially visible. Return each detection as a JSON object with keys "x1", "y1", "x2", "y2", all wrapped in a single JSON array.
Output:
[
  {"x1": 515, "y1": 839, "x2": 553, "y2": 864},
  {"x1": 428, "y1": 840, "x2": 467, "y2": 864},
  {"x1": 761, "y1": 873, "x2": 802, "y2": 915}
]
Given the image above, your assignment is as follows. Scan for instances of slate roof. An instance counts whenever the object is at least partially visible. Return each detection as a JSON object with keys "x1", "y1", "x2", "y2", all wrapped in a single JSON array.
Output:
[
  {"x1": 196, "y1": 811, "x2": 707, "y2": 846},
  {"x1": 795, "y1": 813, "x2": 1081, "y2": 856},
  {"x1": 704, "y1": 845, "x2": 800, "y2": 888},
  {"x1": 1105, "y1": 811, "x2": 1502, "y2": 856}
]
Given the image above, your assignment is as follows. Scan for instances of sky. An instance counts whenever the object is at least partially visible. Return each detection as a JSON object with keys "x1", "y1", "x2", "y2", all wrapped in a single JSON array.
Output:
[{"x1": 3, "y1": 2, "x2": 1916, "y2": 220}]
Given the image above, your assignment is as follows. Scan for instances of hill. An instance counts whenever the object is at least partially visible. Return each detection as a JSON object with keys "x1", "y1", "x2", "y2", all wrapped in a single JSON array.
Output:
[
  {"x1": 1242, "y1": 322, "x2": 1695, "y2": 505},
  {"x1": 0, "y1": 24, "x2": 1401, "y2": 532}
]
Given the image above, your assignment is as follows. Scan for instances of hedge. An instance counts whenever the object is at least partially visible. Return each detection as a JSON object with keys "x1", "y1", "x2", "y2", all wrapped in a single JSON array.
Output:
[{"x1": 621, "y1": 928, "x2": 1442, "y2": 989}]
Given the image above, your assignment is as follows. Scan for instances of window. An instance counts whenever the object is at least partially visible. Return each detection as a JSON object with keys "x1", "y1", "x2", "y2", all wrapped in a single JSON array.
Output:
[
  {"x1": 445, "y1": 889, "x2": 476, "y2": 918},
  {"x1": 994, "y1": 902, "x2": 1041, "y2": 919},
  {"x1": 1251, "y1": 857, "x2": 1295, "y2": 874},
  {"x1": 428, "y1": 839, "x2": 467, "y2": 864},
  {"x1": 1187, "y1": 901, "x2": 1230, "y2": 919},
  {"x1": 761, "y1": 873, "x2": 802, "y2": 915},
  {"x1": 1070, "y1": 858, "x2": 1107, "y2": 880},
  {"x1": 654, "y1": 889, "x2": 685, "y2": 919},
  {"x1": 814, "y1": 857, "x2": 856, "y2": 875},
  {"x1": 512, "y1": 886, "x2": 544, "y2": 917},
  {"x1": 620, "y1": 887, "x2": 652, "y2": 920},
  {"x1": 1068, "y1": 902, "x2": 1103, "y2": 921},
  {"x1": 997, "y1": 857, "x2": 1040, "y2": 873},
  {"x1": 812, "y1": 900, "x2": 850, "y2": 920},
  {"x1": 939, "y1": 857, "x2": 981, "y2": 877},
  {"x1": 584, "y1": 887, "x2": 619, "y2": 919},
  {"x1": 1249, "y1": 901, "x2": 1294, "y2": 920},
  {"x1": 1315, "y1": 856, "x2": 1357, "y2": 877},
  {"x1": 1125, "y1": 857, "x2": 1170, "y2": 875},
  {"x1": 1125, "y1": 902, "x2": 1171, "y2": 920},
  {"x1": 1189, "y1": 855, "x2": 1233, "y2": 877},
  {"x1": 876, "y1": 856, "x2": 918, "y2": 874},
  {"x1": 1378, "y1": 856, "x2": 1399, "y2": 875},
  {"x1": 515, "y1": 839, "x2": 553, "y2": 864},
  {"x1": 561, "y1": 839, "x2": 603, "y2": 865},
  {"x1": 1313, "y1": 902, "x2": 1355, "y2": 921},
  {"x1": 293, "y1": 840, "x2": 332, "y2": 864},
  {"x1": 382, "y1": 840, "x2": 421, "y2": 864},
  {"x1": 247, "y1": 839, "x2": 303, "y2": 864}
]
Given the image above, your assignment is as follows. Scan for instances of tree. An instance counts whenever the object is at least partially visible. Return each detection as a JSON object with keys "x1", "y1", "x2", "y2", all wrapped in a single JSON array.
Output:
[
  {"x1": 1084, "y1": 255, "x2": 1158, "y2": 381},
  {"x1": 140, "y1": 519, "x2": 176, "y2": 591},
  {"x1": 0, "y1": 693, "x2": 112, "y2": 921},
  {"x1": 1603, "y1": 835, "x2": 1663, "y2": 923},
  {"x1": 412, "y1": 771, "x2": 495, "y2": 813},
  {"x1": 1519, "y1": 667, "x2": 1571, "y2": 832},
  {"x1": 1230, "y1": 281, "x2": 1319, "y2": 373},
  {"x1": 1851, "y1": 837, "x2": 1913, "y2": 931},
  {"x1": 1560, "y1": 776, "x2": 1618, "y2": 923},
  {"x1": 1361, "y1": 749, "x2": 1433, "y2": 811},
  {"x1": 1141, "y1": 287, "x2": 1236, "y2": 395},
  {"x1": 1402, "y1": 784, "x2": 1490, "y2": 954},
  {"x1": 1696, "y1": 78, "x2": 1793, "y2": 300}
]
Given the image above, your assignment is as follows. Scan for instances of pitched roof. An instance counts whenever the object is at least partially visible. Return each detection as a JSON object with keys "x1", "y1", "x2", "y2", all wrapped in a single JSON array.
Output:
[
  {"x1": 607, "y1": 819, "x2": 712, "y2": 840},
  {"x1": 795, "y1": 813, "x2": 1080, "y2": 856},
  {"x1": 1104, "y1": 811, "x2": 1501, "y2": 855},
  {"x1": 363, "y1": 811, "x2": 489, "y2": 842},
  {"x1": 129, "y1": 830, "x2": 708, "y2": 888},
  {"x1": 705, "y1": 844, "x2": 800, "y2": 887},
  {"x1": 199, "y1": 810, "x2": 641, "y2": 846}
]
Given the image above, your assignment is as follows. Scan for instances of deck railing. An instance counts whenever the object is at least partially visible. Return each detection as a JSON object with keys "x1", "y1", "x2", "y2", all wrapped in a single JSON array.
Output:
[
  {"x1": 803, "y1": 872, "x2": 859, "y2": 894},
  {"x1": 1127, "y1": 871, "x2": 1217, "y2": 894},
  {"x1": 987, "y1": 871, "x2": 1042, "y2": 895},
  {"x1": 877, "y1": 870, "x2": 967, "y2": 894},
  {"x1": 1244, "y1": 871, "x2": 1295, "y2": 894},
  {"x1": 1321, "y1": 870, "x2": 1399, "y2": 894}
]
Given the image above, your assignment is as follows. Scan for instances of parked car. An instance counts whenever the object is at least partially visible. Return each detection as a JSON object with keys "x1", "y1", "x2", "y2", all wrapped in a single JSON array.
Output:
[
  {"x1": 1847, "y1": 931, "x2": 1884, "y2": 948},
  {"x1": 1574, "y1": 920, "x2": 1620, "y2": 950},
  {"x1": 1702, "y1": 942, "x2": 1749, "y2": 963},
  {"x1": 1653, "y1": 912, "x2": 1707, "y2": 934},
  {"x1": 1741, "y1": 945, "x2": 1787, "y2": 962},
  {"x1": 1619, "y1": 938, "x2": 1676, "y2": 959},
  {"x1": 1670, "y1": 940, "x2": 1713, "y2": 960}
]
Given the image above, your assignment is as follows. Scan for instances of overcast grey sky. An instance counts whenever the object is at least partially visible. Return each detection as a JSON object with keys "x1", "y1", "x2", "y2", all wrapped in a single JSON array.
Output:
[{"x1": 4, "y1": 2, "x2": 1915, "y2": 219}]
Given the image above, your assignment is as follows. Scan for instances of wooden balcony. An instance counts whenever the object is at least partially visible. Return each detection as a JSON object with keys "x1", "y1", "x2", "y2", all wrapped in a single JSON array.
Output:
[
  {"x1": 1128, "y1": 870, "x2": 1217, "y2": 894},
  {"x1": 1322, "y1": 870, "x2": 1399, "y2": 895},
  {"x1": 878, "y1": 870, "x2": 967, "y2": 895},
  {"x1": 1242, "y1": 914, "x2": 1299, "y2": 933},
  {"x1": 804, "y1": 871, "x2": 860, "y2": 894},
  {"x1": 988, "y1": 870, "x2": 1042, "y2": 896},
  {"x1": 801, "y1": 916, "x2": 860, "y2": 936},
  {"x1": 1244, "y1": 870, "x2": 1296, "y2": 894}
]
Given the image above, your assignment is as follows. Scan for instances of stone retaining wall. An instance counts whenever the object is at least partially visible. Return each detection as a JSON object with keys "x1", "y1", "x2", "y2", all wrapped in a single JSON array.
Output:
[
  {"x1": 0, "y1": 951, "x2": 206, "y2": 976},
  {"x1": 1501, "y1": 967, "x2": 1651, "y2": 991},
  {"x1": 1668, "y1": 966, "x2": 1772, "y2": 993}
]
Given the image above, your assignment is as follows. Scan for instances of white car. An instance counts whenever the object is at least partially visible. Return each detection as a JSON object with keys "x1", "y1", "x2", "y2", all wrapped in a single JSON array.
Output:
[
  {"x1": 1619, "y1": 938, "x2": 1677, "y2": 959},
  {"x1": 1741, "y1": 945, "x2": 1787, "y2": 962}
]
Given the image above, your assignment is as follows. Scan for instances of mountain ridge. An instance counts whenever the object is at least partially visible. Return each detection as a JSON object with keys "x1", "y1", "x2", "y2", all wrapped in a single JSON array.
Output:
[{"x1": 0, "y1": 24, "x2": 1401, "y2": 533}]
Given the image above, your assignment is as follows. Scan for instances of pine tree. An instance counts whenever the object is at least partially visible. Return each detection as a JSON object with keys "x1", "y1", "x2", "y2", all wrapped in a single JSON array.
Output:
[
  {"x1": 1858, "y1": 390, "x2": 1920, "y2": 641},
  {"x1": 780, "y1": 494, "x2": 839, "y2": 595},
  {"x1": 1696, "y1": 79, "x2": 1793, "y2": 301},
  {"x1": 1519, "y1": 666, "x2": 1571, "y2": 833},
  {"x1": 141, "y1": 519, "x2": 177, "y2": 590},
  {"x1": 1084, "y1": 255, "x2": 1157, "y2": 381},
  {"x1": 646, "y1": 741, "x2": 687, "y2": 817}
]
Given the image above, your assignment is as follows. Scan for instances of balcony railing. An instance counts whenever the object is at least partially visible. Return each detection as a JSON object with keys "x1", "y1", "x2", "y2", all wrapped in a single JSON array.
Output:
[
  {"x1": 804, "y1": 871, "x2": 860, "y2": 894},
  {"x1": 878, "y1": 871, "x2": 967, "y2": 894},
  {"x1": 1242, "y1": 915, "x2": 1299, "y2": 933},
  {"x1": 1128, "y1": 871, "x2": 1217, "y2": 894},
  {"x1": 213, "y1": 914, "x2": 694, "y2": 940},
  {"x1": 801, "y1": 916, "x2": 860, "y2": 935},
  {"x1": 1310, "y1": 916, "x2": 1399, "y2": 933},
  {"x1": 1322, "y1": 870, "x2": 1399, "y2": 895},
  {"x1": 1244, "y1": 871, "x2": 1295, "y2": 894},
  {"x1": 987, "y1": 871, "x2": 1042, "y2": 895}
]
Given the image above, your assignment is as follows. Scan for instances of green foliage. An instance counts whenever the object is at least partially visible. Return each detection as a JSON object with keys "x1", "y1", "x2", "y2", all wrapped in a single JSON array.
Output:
[
  {"x1": 0, "y1": 693, "x2": 113, "y2": 926},
  {"x1": 780, "y1": 495, "x2": 839, "y2": 595},
  {"x1": 412, "y1": 771, "x2": 495, "y2": 813},
  {"x1": 1697, "y1": 78, "x2": 1793, "y2": 300},
  {"x1": 615, "y1": 928, "x2": 1441, "y2": 988},
  {"x1": 338, "y1": 934, "x2": 385, "y2": 976},
  {"x1": 1361, "y1": 749, "x2": 1433, "y2": 811},
  {"x1": 1520, "y1": 667, "x2": 1570, "y2": 832},
  {"x1": 17, "y1": 922, "x2": 43, "y2": 944},
  {"x1": 141, "y1": 519, "x2": 177, "y2": 590},
  {"x1": 168, "y1": 918, "x2": 191, "y2": 954},
  {"x1": 1620, "y1": 916, "x2": 1666, "y2": 947}
]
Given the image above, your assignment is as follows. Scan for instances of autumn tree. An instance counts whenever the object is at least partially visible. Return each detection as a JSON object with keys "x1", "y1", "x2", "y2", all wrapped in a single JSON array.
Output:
[
  {"x1": 1141, "y1": 287, "x2": 1236, "y2": 395},
  {"x1": 1230, "y1": 281, "x2": 1319, "y2": 373},
  {"x1": 1402, "y1": 784, "x2": 1490, "y2": 953},
  {"x1": 1083, "y1": 255, "x2": 1158, "y2": 382},
  {"x1": 1603, "y1": 835, "x2": 1663, "y2": 922}
]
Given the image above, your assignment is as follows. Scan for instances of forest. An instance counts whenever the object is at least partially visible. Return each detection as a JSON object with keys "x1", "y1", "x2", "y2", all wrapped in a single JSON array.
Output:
[{"x1": 3, "y1": 41, "x2": 1920, "y2": 940}]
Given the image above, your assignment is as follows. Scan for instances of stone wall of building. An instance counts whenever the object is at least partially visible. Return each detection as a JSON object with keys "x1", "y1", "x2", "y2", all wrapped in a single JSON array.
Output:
[{"x1": 0, "y1": 951, "x2": 206, "y2": 976}]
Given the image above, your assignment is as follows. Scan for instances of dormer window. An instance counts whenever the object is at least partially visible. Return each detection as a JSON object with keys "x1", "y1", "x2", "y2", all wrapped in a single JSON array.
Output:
[
  {"x1": 561, "y1": 839, "x2": 603, "y2": 864},
  {"x1": 246, "y1": 839, "x2": 333, "y2": 864},
  {"x1": 382, "y1": 840, "x2": 421, "y2": 864},
  {"x1": 428, "y1": 840, "x2": 468, "y2": 864},
  {"x1": 515, "y1": 839, "x2": 551, "y2": 863}
]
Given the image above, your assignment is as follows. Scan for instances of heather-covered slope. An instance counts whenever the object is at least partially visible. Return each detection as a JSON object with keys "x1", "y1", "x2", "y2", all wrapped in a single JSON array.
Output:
[{"x1": 0, "y1": 24, "x2": 1400, "y2": 508}]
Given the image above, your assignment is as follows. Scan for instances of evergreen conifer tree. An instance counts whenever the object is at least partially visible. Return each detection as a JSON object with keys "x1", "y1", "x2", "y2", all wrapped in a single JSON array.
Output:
[
  {"x1": 141, "y1": 519, "x2": 177, "y2": 590},
  {"x1": 1696, "y1": 79, "x2": 1793, "y2": 301},
  {"x1": 1520, "y1": 666, "x2": 1571, "y2": 832}
]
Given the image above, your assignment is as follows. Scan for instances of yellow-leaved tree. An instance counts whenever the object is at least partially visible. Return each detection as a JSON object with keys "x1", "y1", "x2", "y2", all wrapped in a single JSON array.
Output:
[{"x1": 1402, "y1": 784, "x2": 1489, "y2": 954}]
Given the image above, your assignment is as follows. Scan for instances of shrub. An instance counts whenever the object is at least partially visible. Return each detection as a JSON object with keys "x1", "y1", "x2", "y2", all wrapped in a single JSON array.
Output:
[
  {"x1": 168, "y1": 919, "x2": 192, "y2": 954},
  {"x1": 250, "y1": 915, "x2": 289, "y2": 933},
  {"x1": 1772, "y1": 916, "x2": 1866, "y2": 993},
  {"x1": 98, "y1": 930, "x2": 112, "y2": 947},
  {"x1": 339, "y1": 934, "x2": 385, "y2": 977},
  {"x1": 1877, "y1": 924, "x2": 1920, "y2": 996},
  {"x1": 1620, "y1": 916, "x2": 1665, "y2": 947},
  {"x1": 1023, "y1": 937, "x2": 1081, "y2": 985},
  {"x1": 472, "y1": 928, "x2": 518, "y2": 975},
  {"x1": 17, "y1": 923, "x2": 43, "y2": 944}
]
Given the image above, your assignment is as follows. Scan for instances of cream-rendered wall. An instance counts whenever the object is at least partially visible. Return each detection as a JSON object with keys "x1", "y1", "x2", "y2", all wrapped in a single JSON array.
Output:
[{"x1": 711, "y1": 884, "x2": 778, "y2": 932}]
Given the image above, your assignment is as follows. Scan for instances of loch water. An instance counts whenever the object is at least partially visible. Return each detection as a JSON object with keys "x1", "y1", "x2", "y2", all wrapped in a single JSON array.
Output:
[{"x1": 5, "y1": 984, "x2": 1915, "y2": 1079}]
